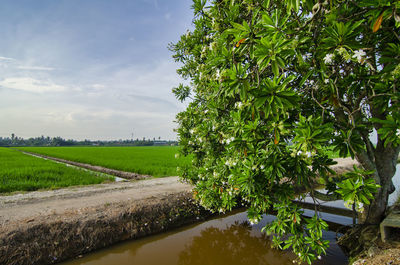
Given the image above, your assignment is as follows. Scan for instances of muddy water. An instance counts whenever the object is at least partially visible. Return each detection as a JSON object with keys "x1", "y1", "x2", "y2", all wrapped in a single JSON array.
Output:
[{"x1": 62, "y1": 208, "x2": 350, "y2": 265}]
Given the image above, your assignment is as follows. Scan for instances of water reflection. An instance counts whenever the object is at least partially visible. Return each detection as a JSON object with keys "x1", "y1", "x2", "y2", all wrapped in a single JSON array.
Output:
[
  {"x1": 178, "y1": 222, "x2": 295, "y2": 265},
  {"x1": 61, "y1": 211, "x2": 347, "y2": 265}
]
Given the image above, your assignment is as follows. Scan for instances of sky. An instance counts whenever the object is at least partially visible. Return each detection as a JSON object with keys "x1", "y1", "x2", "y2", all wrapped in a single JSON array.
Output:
[{"x1": 0, "y1": 0, "x2": 193, "y2": 140}]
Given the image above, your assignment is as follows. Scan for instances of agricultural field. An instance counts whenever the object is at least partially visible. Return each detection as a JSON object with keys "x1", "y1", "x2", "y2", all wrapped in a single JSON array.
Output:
[
  {"x1": 0, "y1": 147, "x2": 114, "y2": 193},
  {"x1": 18, "y1": 146, "x2": 191, "y2": 177}
]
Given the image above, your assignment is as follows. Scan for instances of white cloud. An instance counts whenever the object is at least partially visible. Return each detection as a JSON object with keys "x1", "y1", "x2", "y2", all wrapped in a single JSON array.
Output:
[
  {"x1": 91, "y1": 83, "x2": 106, "y2": 89},
  {"x1": 17, "y1": 65, "x2": 55, "y2": 71},
  {"x1": 0, "y1": 0, "x2": 194, "y2": 140},
  {"x1": 0, "y1": 77, "x2": 66, "y2": 93},
  {"x1": 0, "y1": 56, "x2": 16, "y2": 61}
]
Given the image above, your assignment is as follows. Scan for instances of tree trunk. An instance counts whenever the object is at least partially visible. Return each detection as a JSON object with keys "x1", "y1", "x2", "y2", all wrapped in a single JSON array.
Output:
[{"x1": 357, "y1": 142, "x2": 400, "y2": 224}]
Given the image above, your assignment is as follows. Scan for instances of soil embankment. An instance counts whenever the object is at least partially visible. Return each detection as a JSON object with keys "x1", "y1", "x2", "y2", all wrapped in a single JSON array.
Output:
[{"x1": 0, "y1": 177, "x2": 210, "y2": 265}]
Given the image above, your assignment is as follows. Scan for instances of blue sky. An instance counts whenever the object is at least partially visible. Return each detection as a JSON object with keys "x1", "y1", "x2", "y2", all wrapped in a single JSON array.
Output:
[{"x1": 0, "y1": 0, "x2": 193, "y2": 140}]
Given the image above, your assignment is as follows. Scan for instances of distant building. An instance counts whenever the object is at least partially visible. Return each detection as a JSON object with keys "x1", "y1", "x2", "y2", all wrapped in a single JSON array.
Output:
[{"x1": 153, "y1": 141, "x2": 168, "y2": 146}]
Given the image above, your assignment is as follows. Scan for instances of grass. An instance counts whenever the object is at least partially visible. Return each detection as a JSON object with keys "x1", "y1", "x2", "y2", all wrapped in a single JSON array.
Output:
[
  {"x1": 17, "y1": 146, "x2": 191, "y2": 177},
  {"x1": 0, "y1": 147, "x2": 114, "y2": 193}
]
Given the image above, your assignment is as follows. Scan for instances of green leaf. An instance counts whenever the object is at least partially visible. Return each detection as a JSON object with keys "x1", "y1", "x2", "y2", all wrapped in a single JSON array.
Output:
[{"x1": 272, "y1": 60, "x2": 279, "y2": 76}]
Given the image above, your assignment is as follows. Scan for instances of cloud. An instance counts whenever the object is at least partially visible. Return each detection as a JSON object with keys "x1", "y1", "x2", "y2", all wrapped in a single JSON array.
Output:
[
  {"x1": 0, "y1": 56, "x2": 16, "y2": 61},
  {"x1": 17, "y1": 65, "x2": 55, "y2": 71},
  {"x1": 0, "y1": 0, "x2": 194, "y2": 140},
  {"x1": 91, "y1": 83, "x2": 106, "y2": 89},
  {"x1": 127, "y1": 93, "x2": 177, "y2": 110},
  {"x1": 0, "y1": 77, "x2": 66, "y2": 93}
]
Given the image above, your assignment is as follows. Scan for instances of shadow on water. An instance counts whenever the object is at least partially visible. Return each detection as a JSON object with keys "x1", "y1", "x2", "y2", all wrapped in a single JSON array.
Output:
[{"x1": 61, "y1": 209, "x2": 348, "y2": 265}]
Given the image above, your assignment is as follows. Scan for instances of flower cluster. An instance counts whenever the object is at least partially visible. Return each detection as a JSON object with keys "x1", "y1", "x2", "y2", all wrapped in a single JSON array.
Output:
[
  {"x1": 323, "y1": 53, "x2": 334, "y2": 64},
  {"x1": 224, "y1": 158, "x2": 237, "y2": 167},
  {"x1": 353, "y1": 49, "x2": 366, "y2": 64}
]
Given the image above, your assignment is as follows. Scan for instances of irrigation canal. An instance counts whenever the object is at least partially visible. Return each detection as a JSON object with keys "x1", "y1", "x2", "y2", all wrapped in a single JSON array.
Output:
[
  {"x1": 61, "y1": 208, "x2": 351, "y2": 265},
  {"x1": 61, "y1": 164, "x2": 400, "y2": 265}
]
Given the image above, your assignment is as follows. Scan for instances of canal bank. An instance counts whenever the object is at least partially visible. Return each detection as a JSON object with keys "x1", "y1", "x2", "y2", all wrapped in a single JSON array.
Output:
[{"x1": 0, "y1": 177, "x2": 210, "y2": 265}]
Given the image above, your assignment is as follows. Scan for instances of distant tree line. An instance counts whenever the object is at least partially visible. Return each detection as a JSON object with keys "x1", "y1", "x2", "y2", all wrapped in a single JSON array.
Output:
[{"x1": 0, "y1": 134, "x2": 177, "y2": 147}]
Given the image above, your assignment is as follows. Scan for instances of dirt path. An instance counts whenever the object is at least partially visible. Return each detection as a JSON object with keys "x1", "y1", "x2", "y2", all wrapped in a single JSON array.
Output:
[
  {"x1": 19, "y1": 150, "x2": 151, "y2": 180},
  {"x1": 0, "y1": 176, "x2": 190, "y2": 226},
  {"x1": 0, "y1": 176, "x2": 201, "y2": 265}
]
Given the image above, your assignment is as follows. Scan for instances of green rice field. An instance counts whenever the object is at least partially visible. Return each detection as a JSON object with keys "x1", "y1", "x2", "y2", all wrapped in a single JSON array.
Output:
[
  {"x1": 18, "y1": 146, "x2": 190, "y2": 178},
  {"x1": 0, "y1": 147, "x2": 114, "y2": 193}
]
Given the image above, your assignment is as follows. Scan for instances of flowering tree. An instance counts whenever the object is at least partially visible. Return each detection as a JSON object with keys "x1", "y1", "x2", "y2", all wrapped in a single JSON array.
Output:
[{"x1": 170, "y1": 0, "x2": 400, "y2": 263}]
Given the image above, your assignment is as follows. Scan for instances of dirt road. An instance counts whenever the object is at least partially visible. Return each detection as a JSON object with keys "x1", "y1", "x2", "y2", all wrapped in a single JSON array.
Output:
[{"x1": 0, "y1": 176, "x2": 191, "y2": 225}]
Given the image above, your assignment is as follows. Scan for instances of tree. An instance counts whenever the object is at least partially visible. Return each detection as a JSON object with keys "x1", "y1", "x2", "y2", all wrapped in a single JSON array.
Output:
[{"x1": 170, "y1": 0, "x2": 400, "y2": 263}]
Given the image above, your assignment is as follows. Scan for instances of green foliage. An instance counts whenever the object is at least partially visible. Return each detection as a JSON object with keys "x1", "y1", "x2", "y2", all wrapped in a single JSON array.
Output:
[
  {"x1": 170, "y1": 0, "x2": 400, "y2": 263},
  {"x1": 335, "y1": 166, "x2": 380, "y2": 212},
  {"x1": 0, "y1": 148, "x2": 113, "y2": 193},
  {"x1": 371, "y1": 114, "x2": 400, "y2": 147},
  {"x1": 18, "y1": 146, "x2": 190, "y2": 177}
]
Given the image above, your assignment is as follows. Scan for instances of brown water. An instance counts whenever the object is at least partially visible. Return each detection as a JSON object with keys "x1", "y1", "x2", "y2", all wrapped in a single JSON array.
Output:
[{"x1": 61, "y1": 209, "x2": 349, "y2": 265}]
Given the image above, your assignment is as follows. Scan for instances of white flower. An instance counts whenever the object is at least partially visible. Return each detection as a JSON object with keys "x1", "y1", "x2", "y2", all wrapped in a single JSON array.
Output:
[
  {"x1": 210, "y1": 42, "x2": 217, "y2": 52},
  {"x1": 249, "y1": 218, "x2": 258, "y2": 225},
  {"x1": 324, "y1": 53, "x2": 334, "y2": 64},
  {"x1": 324, "y1": 79, "x2": 329, "y2": 84},
  {"x1": 215, "y1": 69, "x2": 220, "y2": 80},
  {"x1": 189, "y1": 129, "x2": 194, "y2": 134},
  {"x1": 318, "y1": 255, "x2": 321, "y2": 260},
  {"x1": 302, "y1": 52, "x2": 312, "y2": 60},
  {"x1": 297, "y1": 150, "x2": 303, "y2": 156},
  {"x1": 306, "y1": 151, "x2": 312, "y2": 158},
  {"x1": 212, "y1": 19, "x2": 216, "y2": 27},
  {"x1": 353, "y1": 49, "x2": 366, "y2": 63},
  {"x1": 260, "y1": 165, "x2": 265, "y2": 170},
  {"x1": 396, "y1": 129, "x2": 400, "y2": 136},
  {"x1": 226, "y1": 137, "x2": 234, "y2": 144},
  {"x1": 235, "y1": 102, "x2": 243, "y2": 109}
]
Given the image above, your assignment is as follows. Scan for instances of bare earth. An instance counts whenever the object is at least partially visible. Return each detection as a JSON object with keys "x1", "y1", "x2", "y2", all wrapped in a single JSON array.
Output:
[{"x1": 0, "y1": 176, "x2": 191, "y2": 226}]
